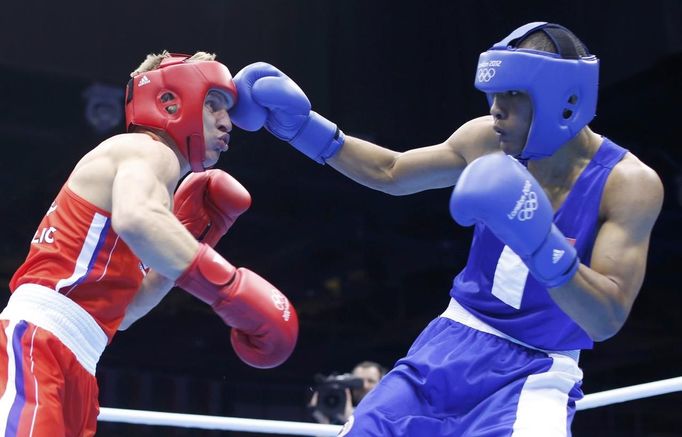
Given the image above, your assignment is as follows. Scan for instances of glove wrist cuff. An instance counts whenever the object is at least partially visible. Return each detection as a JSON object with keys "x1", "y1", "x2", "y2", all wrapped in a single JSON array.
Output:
[
  {"x1": 526, "y1": 224, "x2": 579, "y2": 288},
  {"x1": 290, "y1": 111, "x2": 345, "y2": 164},
  {"x1": 176, "y1": 244, "x2": 236, "y2": 305}
]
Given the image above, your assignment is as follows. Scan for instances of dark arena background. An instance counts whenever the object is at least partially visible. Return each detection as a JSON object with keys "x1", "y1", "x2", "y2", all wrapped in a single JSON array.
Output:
[{"x1": 1, "y1": 1, "x2": 681, "y2": 436}]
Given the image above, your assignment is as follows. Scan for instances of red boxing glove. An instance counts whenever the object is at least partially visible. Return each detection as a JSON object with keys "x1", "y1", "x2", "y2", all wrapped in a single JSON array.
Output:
[
  {"x1": 173, "y1": 170, "x2": 252, "y2": 247},
  {"x1": 176, "y1": 244, "x2": 298, "y2": 369}
]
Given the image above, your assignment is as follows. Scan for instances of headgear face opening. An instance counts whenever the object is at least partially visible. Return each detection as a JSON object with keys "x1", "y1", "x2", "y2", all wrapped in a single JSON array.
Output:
[
  {"x1": 125, "y1": 54, "x2": 238, "y2": 172},
  {"x1": 474, "y1": 22, "x2": 599, "y2": 160}
]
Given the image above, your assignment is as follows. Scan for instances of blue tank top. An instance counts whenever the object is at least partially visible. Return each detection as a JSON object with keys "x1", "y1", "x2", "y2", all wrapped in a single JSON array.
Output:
[{"x1": 450, "y1": 138, "x2": 627, "y2": 351}]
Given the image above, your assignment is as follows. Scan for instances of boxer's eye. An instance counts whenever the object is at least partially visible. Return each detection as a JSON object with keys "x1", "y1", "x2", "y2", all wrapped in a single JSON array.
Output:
[{"x1": 205, "y1": 101, "x2": 218, "y2": 112}]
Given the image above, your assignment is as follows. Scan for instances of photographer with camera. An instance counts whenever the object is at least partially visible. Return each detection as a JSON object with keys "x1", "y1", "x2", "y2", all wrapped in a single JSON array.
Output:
[{"x1": 308, "y1": 361, "x2": 386, "y2": 425}]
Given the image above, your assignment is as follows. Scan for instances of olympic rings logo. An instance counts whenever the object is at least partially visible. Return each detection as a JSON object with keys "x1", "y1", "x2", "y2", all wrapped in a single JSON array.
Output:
[
  {"x1": 507, "y1": 180, "x2": 539, "y2": 221},
  {"x1": 270, "y1": 289, "x2": 292, "y2": 321},
  {"x1": 517, "y1": 191, "x2": 538, "y2": 221},
  {"x1": 477, "y1": 67, "x2": 496, "y2": 82}
]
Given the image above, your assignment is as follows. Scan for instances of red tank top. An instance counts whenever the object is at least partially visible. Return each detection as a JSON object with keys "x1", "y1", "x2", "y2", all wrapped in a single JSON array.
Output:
[{"x1": 10, "y1": 185, "x2": 144, "y2": 341}]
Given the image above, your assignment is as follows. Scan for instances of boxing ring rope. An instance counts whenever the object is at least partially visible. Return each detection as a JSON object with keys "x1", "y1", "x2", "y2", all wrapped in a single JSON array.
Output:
[
  {"x1": 98, "y1": 407, "x2": 341, "y2": 436},
  {"x1": 97, "y1": 376, "x2": 682, "y2": 435},
  {"x1": 573, "y1": 375, "x2": 682, "y2": 410}
]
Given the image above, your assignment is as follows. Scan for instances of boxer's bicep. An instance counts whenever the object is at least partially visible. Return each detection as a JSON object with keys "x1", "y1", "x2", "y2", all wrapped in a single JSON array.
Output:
[
  {"x1": 111, "y1": 156, "x2": 197, "y2": 279},
  {"x1": 590, "y1": 160, "x2": 663, "y2": 309}
]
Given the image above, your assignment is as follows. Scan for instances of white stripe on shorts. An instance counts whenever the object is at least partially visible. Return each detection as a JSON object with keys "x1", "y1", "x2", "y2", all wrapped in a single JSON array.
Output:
[
  {"x1": 0, "y1": 320, "x2": 21, "y2": 436},
  {"x1": 511, "y1": 353, "x2": 583, "y2": 437}
]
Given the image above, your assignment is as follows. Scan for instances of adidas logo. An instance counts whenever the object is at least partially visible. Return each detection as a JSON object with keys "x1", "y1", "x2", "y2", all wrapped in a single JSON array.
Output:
[
  {"x1": 552, "y1": 249, "x2": 565, "y2": 264},
  {"x1": 138, "y1": 75, "x2": 151, "y2": 87}
]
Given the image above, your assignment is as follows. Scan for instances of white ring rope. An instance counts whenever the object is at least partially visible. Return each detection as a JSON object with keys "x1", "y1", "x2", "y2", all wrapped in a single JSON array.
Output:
[
  {"x1": 98, "y1": 408, "x2": 341, "y2": 436},
  {"x1": 98, "y1": 376, "x2": 682, "y2": 436},
  {"x1": 575, "y1": 376, "x2": 682, "y2": 410}
]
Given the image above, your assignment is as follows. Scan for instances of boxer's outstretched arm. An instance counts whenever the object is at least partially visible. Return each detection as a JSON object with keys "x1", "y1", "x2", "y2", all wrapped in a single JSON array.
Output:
[
  {"x1": 549, "y1": 156, "x2": 663, "y2": 341},
  {"x1": 230, "y1": 62, "x2": 498, "y2": 195},
  {"x1": 326, "y1": 117, "x2": 496, "y2": 195}
]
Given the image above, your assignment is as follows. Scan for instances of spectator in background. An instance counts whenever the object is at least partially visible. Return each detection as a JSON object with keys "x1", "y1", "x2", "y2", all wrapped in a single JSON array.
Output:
[{"x1": 309, "y1": 361, "x2": 386, "y2": 425}]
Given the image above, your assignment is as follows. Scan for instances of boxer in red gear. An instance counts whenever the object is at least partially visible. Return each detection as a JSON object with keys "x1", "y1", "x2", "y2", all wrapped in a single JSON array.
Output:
[{"x1": 0, "y1": 51, "x2": 298, "y2": 437}]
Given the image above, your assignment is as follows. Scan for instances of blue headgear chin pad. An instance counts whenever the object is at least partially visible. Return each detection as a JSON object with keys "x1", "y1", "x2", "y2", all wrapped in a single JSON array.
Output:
[{"x1": 474, "y1": 22, "x2": 599, "y2": 160}]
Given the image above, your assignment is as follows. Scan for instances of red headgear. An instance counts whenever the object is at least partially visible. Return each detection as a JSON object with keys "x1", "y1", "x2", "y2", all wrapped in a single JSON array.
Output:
[{"x1": 125, "y1": 53, "x2": 237, "y2": 172}]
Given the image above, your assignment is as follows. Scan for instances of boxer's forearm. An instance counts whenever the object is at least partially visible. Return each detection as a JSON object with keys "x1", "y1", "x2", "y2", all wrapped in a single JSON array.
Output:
[
  {"x1": 119, "y1": 270, "x2": 175, "y2": 330},
  {"x1": 328, "y1": 136, "x2": 466, "y2": 196}
]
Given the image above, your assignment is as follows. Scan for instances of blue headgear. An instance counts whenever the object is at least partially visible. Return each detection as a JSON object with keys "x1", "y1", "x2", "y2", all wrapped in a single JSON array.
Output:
[{"x1": 474, "y1": 22, "x2": 599, "y2": 160}]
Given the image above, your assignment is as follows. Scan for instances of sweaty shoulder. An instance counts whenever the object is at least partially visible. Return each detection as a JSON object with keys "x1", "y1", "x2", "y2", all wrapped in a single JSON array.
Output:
[
  {"x1": 444, "y1": 116, "x2": 501, "y2": 164},
  {"x1": 601, "y1": 152, "x2": 663, "y2": 227},
  {"x1": 68, "y1": 133, "x2": 182, "y2": 211}
]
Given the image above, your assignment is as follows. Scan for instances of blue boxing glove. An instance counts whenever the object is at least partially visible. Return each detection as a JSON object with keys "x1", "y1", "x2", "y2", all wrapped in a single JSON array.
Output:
[
  {"x1": 450, "y1": 153, "x2": 579, "y2": 288},
  {"x1": 229, "y1": 62, "x2": 345, "y2": 164}
]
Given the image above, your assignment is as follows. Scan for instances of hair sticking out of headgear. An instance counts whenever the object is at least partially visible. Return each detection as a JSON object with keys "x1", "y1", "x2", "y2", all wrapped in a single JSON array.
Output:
[
  {"x1": 124, "y1": 53, "x2": 237, "y2": 172},
  {"x1": 515, "y1": 24, "x2": 591, "y2": 59},
  {"x1": 474, "y1": 22, "x2": 599, "y2": 160}
]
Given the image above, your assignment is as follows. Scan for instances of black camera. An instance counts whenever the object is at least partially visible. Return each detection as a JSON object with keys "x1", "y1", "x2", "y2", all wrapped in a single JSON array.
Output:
[{"x1": 313, "y1": 373, "x2": 364, "y2": 421}]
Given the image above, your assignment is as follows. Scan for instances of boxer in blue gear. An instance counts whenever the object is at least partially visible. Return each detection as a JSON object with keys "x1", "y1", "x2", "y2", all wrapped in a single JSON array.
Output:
[{"x1": 231, "y1": 22, "x2": 663, "y2": 436}]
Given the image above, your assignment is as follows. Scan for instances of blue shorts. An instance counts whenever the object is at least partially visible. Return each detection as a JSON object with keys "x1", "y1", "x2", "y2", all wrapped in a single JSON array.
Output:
[{"x1": 341, "y1": 317, "x2": 583, "y2": 436}]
